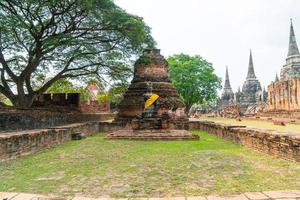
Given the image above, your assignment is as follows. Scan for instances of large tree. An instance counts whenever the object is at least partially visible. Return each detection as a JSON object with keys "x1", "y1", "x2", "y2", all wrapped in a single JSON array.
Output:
[
  {"x1": 167, "y1": 54, "x2": 221, "y2": 114},
  {"x1": 0, "y1": 0, "x2": 154, "y2": 108}
]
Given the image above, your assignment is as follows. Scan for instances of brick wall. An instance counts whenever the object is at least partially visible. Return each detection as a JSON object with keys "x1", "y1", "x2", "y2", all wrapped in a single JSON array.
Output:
[
  {"x1": 0, "y1": 122, "x2": 100, "y2": 161},
  {"x1": 79, "y1": 101, "x2": 110, "y2": 113},
  {"x1": 2, "y1": 119, "x2": 299, "y2": 162},
  {"x1": 189, "y1": 120, "x2": 300, "y2": 162},
  {"x1": 257, "y1": 110, "x2": 300, "y2": 119},
  {"x1": 0, "y1": 119, "x2": 124, "y2": 161},
  {"x1": 0, "y1": 112, "x2": 116, "y2": 131},
  {"x1": 267, "y1": 78, "x2": 300, "y2": 111},
  {"x1": 32, "y1": 93, "x2": 80, "y2": 108}
]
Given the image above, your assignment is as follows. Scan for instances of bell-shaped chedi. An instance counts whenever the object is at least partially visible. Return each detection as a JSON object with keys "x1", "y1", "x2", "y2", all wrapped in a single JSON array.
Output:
[
  {"x1": 280, "y1": 19, "x2": 300, "y2": 81},
  {"x1": 109, "y1": 49, "x2": 199, "y2": 140},
  {"x1": 116, "y1": 49, "x2": 185, "y2": 122}
]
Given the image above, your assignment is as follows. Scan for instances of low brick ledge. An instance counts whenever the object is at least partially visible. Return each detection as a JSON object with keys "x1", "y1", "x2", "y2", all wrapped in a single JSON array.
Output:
[
  {"x1": 1, "y1": 190, "x2": 300, "y2": 200},
  {"x1": 189, "y1": 120, "x2": 300, "y2": 162},
  {"x1": 0, "y1": 121, "x2": 100, "y2": 161}
]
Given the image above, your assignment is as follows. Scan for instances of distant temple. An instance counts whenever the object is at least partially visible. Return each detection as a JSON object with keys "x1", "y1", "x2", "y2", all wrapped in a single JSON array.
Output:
[
  {"x1": 218, "y1": 51, "x2": 267, "y2": 114},
  {"x1": 218, "y1": 20, "x2": 300, "y2": 116},
  {"x1": 218, "y1": 66, "x2": 234, "y2": 109},
  {"x1": 267, "y1": 20, "x2": 300, "y2": 112},
  {"x1": 235, "y1": 50, "x2": 266, "y2": 112},
  {"x1": 280, "y1": 19, "x2": 300, "y2": 81}
]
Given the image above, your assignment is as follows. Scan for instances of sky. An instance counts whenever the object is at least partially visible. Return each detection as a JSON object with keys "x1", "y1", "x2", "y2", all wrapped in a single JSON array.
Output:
[{"x1": 114, "y1": 0, "x2": 300, "y2": 92}]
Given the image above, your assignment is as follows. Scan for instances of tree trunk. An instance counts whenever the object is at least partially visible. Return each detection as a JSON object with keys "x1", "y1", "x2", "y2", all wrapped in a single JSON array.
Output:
[
  {"x1": 10, "y1": 94, "x2": 36, "y2": 109},
  {"x1": 184, "y1": 104, "x2": 191, "y2": 116}
]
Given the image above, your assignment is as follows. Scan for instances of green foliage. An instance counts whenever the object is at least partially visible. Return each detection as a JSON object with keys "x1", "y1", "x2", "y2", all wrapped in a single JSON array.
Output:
[
  {"x1": 96, "y1": 93, "x2": 110, "y2": 102},
  {"x1": 3, "y1": 98, "x2": 12, "y2": 106},
  {"x1": 0, "y1": 93, "x2": 12, "y2": 106},
  {"x1": 167, "y1": 54, "x2": 221, "y2": 112},
  {"x1": 46, "y1": 78, "x2": 91, "y2": 101},
  {"x1": 77, "y1": 87, "x2": 91, "y2": 101},
  {"x1": 0, "y1": 0, "x2": 155, "y2": 108},
  {"x1": 96, "y1": 82, "x2": 128, "y2": 104},
  {"x1": 136, "y1": 55, "x2": 151, "y2": 65},
  {"x1": 46, "y1": 79, "x2": 77, "y2": 94},
  {"x1": 0, "y1": 93, "x2": 5, "y2": 103},
  {"x1": 107, "y1": 83, "x2": 129, "y2": 104}
]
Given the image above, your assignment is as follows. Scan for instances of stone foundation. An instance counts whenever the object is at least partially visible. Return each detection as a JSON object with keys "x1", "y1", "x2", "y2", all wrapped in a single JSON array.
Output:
[{"x1": 189, "y1": 120, "x2": 300, "y2": 162}]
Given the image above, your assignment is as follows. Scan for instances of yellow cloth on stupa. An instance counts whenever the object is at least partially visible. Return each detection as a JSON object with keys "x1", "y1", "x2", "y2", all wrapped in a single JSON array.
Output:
[{"x1": 144, "y1": 93, "x2": 159, "y2": 109}]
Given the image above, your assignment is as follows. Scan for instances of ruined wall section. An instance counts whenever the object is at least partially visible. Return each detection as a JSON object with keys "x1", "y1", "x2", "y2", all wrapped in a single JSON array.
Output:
[
  {"x1": 79, "y1": 101, "x2": 110, "y2": 113},
  {"x1": 189, "y1": 120, "x2": 300, "y2": 162},
  {"x1": 0, "y1": 111, "x2": 115, "y2": 131},
  {"x1": 267, "y1": 78, "x2": 300, "y2": 111}
]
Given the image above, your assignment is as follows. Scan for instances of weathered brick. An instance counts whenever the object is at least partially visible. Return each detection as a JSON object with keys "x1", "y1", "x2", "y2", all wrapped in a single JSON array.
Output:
[
  {"x1": 188, "y1": 120, "x2": 300, "y2": 162},
  {"x1": 0, "y1": 122, "x2": 100, "y2": 161}
]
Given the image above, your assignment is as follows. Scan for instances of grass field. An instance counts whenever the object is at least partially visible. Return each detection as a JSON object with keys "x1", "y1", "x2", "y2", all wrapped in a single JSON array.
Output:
[
  {"x1": 201, "y1": 117, "x2": 300, "y2": 133},
  {"x1": 0, "y1": 132, "x2": 299, "y2": 198}
]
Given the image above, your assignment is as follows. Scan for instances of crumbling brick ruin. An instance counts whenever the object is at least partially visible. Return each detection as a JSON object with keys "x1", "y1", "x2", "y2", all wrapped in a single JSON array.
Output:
[
  {"x1": 268, "y1": 78, "x2": 300, "y2": 111},
  {"x1": 263, "y1": 20, "x2": 300, "y2": 118}
]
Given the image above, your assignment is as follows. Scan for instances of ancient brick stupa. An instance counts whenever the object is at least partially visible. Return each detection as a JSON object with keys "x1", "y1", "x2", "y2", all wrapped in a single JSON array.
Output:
[{"x1": 107, "y1": 49, "x2": 199, "y2": 140}]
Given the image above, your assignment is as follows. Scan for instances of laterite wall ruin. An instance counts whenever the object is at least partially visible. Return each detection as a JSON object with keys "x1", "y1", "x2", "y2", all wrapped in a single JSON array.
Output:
[
  {"x1": 189, "y1": 121, "x2": 300, "y2": 162},
  {"x1": 267, "y1": 78, "x2": 300, "y2": 111}
]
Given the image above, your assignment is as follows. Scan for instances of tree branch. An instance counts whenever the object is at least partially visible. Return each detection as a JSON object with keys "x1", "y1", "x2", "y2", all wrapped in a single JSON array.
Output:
[
  {"x1": 0, "y1": 48, "x2": 18, "y2": 82},
  {"x1": 0, "y1": 82, "x2": 14, "y2": 99},
  {"x1": 0, "y1": 68, "x2": 14, "y2": 96},
  {"x1": 12, "y1": 27, "x2": 30, "y2": 52},
  {"x1": 35, "y1": 56, "x2": 75, "y2": 94}
]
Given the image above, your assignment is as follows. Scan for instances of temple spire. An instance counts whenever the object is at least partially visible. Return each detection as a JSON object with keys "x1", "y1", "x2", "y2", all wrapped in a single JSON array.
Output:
[
  {"x1": 246, "y1": 50, "x2": 257, "y2": 80},
  {"x1": 224, "y1": 66, "x2": 232, "y2": 89},
  {"x1": 287, "y1": 19, "x2": 300, "y2": 57},
  {"x1": 275, "y1": 73, "x2": 279, "y2": 82}
]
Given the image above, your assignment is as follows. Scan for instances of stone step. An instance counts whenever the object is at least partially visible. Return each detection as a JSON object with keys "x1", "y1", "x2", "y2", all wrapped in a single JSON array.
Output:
[
  {"x1": 2, "y1": 190, "x2": 300, "y2": 200},
  {"x1": 106, "y1": 136, "x2": 199, "y2": 141}
]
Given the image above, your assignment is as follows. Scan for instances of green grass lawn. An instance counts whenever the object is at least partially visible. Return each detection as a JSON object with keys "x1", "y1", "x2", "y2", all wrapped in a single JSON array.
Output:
[
  {"x1": 0, "y1": 132, "x2": 299, "y2": 198},
  {"x1": 201, "y1": 117, "x2": 300, "y2": 133}
]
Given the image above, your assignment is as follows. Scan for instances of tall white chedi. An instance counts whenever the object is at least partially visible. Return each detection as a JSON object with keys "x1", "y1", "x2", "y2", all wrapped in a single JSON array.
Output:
[{"x1": 280, "y1": 19, "x2": 300, "y2": 81}]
